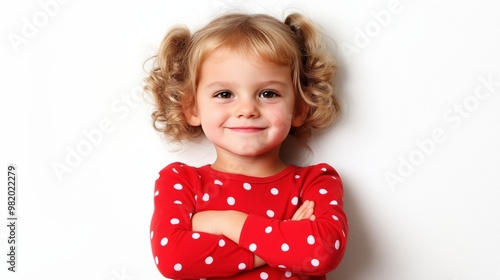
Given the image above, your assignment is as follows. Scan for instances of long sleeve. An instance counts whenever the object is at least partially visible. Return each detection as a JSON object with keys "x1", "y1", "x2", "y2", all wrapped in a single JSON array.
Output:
[
  {"x1": 238, "y1": 163, "x2": 348, "y2": 275},
  {"x1": 150, "y1": 163, "x2": 255, "y2": 279}
]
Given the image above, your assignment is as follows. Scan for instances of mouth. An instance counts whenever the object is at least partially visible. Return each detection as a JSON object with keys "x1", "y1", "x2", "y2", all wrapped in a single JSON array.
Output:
[{"x1": 227, "y1": 127, "x2": 265, "y2": 133}]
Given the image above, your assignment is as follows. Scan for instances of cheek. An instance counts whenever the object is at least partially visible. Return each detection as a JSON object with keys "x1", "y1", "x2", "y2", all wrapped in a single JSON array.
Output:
[
  {"x1": 267, "y1": 105, "x2": 294, "y2": 128},
  {"x1": 198, "y1": 107, "x2": 225, "y2": 128}
]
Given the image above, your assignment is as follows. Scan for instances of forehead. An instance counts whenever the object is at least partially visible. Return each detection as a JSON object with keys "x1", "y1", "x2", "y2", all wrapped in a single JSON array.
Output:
[
  {"x1": 202, "y1": 48, "x2": 291, "y2": 73},
  {"x1": 203, "y1": 48, "x2": 269, "y2": 64},
  {"x1": 198, "y1": 49, "x2": 292, "y2": 87}
]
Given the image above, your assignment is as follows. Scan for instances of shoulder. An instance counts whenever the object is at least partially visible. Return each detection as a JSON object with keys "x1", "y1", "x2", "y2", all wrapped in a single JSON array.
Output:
[
  {"x1": 156, "y1": 162, "x2": 205, "y2": 183},
  {"x1": 296, "y1": 163, "x2": 340, "y2": 178},
  {"x1": 294, "y1": 163, "x2": 343, "y2": 188},
  {"x1": 158, "y1": 162, "x2": 196, "y2": 175}
]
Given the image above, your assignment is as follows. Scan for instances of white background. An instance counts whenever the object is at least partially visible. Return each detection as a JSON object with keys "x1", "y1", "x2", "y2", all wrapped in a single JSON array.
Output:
[{"x1": 1, "y1": 0, "x2": 500, "y2": 279}]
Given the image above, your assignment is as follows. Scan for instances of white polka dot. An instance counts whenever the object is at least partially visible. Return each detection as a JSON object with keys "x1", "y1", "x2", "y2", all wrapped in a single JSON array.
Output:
[
  {"x1": 249, "y1": 243, "x2": 257, "y2": 252},
  {"x1": 260, "y1": 272, "x2": 268, "y2": 280},
  {"x1": 270, "y1": 188, "x2": 279, "y2": 195},
  {"x1": 330, "y1": 200, "x2": 338, "y2": 205},
  {"x1": 155, "y1": 256, "x2": 159, "y2": 265},
  {"x1": 265, "y1": 226, "x2": 272, "y2": 234},
  {"x1": 294, "y1": 175, "x2": 300, "y2": 179},
  {"x1": 170, "y1": 218, "x2": 180, "y2": 225},
  {"x1": 218, "y1": 239, "x2": 225, "y2": 247},
  {"x1": 173, "y1": 183, "x2": 183, "y2": 190},
  {"x1": 161, "y1": 237, "x2": 168, "y2": 246},
  {"x1": 291, "y1": 197, "x2": 298, "y2": 205},
  {"x1": 192, "y1": 232, "x2": 200, "y2": 239},
  {"x1": 174, "y1": 200, "x2": 182, "y2": 204},
  {"x1": 335, "y1": 240, "x2": 340, "y2": 250},
  {"x1": 194, "y1": 195, "x2": 198, "y2": 201},
  {"x1": 319, "y1": 189, "x2": 328, "y2": 195},
  {"x1": 307, "y1": 235, "x2": 315, "y2": 245},
  {"x1": 172, "y1": 168, "x2": 178, "y2": 173},
  {"x1": 205, "y1": 256, "x2": 213, "y2": 265},
  {"x1": 238, "y1": 263, "x2": 246, "y2": 270},
  {"x1": 342, "y1": 230, "x2": 346, "y2": 237},
  {"x1": 214, "y1": 179, "x2": 223, "y2": 186},
  {"x1": 243, "y1": 182, "x2": 252, "y2": 190},
  {"x1": 281, "y1": 243, "x2": 289, "y2": 252},
  {"x1": 174, "y1": 263, "x2": 182, "y2": 271},
  {"x1": 154, "y1": 190, "x2": 159, "y2": 196},
  {"x1": 202, "y1": 193, "x2": 209, "y2": 201},
  {"x1": 285, "y1": 271, "x2": 292, "y2": 278},
  {"x1": 266, "y1": 210, "x2": 275, "y2": 218},
  {"x1": 278, "y1": 265, "x2": 286, "y2": 268},
  {"x1": 321, "y1": 167, "x2": 327, "y2": 172},
  {"x1": 227, "y1": 197, "x2": 235, "y2": 205},
  {"x1": 332, "y1": 215, "x2": 339, "y2": 221},
  {"x1": 311, "y1": 259, "x2": 320, "y2": 267},
  {"x1": 150, "y1": 231, "x2": 154, "y2": 239},
  {"x1": 332, "y1": 175, "x2": 338, "y2": 180}
]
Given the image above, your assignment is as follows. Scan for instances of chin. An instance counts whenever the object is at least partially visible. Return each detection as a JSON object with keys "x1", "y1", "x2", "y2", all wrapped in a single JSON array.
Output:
[
  {"x1": 235, "y1": 150, "x2": 262, "y2": 157},
  {"x1": 235, "y1": 147, "x2": 277, "y2": 158}
]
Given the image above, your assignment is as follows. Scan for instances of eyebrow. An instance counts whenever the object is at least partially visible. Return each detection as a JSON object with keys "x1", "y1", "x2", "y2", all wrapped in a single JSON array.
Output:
[{"x1": 203, "y1": 80, "x2": 289, "y2": 89}]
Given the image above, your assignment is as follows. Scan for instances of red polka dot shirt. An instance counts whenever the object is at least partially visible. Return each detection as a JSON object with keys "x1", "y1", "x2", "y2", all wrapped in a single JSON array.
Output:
[{"x1": 150, "y1": 162, "x2": 348, "y2": 279}]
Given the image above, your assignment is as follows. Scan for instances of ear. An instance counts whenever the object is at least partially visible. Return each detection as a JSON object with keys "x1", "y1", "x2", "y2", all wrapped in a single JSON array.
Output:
[
  {"x1": 184, "y1": 104, "x2": 201, "y2": 126},
  {"x1": 291, "y1": 99, "x2": 308, "y2": 127}
]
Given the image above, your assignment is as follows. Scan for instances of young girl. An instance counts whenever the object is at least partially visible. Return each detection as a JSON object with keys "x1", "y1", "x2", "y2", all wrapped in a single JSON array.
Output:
[{"x1": 146, "y1": 12, "x2": 347, "y2": 279}]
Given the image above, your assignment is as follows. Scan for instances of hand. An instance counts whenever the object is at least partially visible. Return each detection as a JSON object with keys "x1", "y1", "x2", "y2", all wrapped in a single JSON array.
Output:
[
  {"x1": 192, "y1": 211, "x2": 266, "y2": 268},
  {"x1": 191, "y1": 210, "x2": 221, "y2": 235},
  {"x1": 291, "y1": 200, "x2": 316, "y2": 221},
  {"x1": 191, "y1": 210, "x2": 248, "y2": 244}
]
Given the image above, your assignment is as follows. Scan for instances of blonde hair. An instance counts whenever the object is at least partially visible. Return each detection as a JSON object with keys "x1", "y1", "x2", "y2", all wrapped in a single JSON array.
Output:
[{"x1": 145, "y1": 13, "x2": 340, "y2": 142}]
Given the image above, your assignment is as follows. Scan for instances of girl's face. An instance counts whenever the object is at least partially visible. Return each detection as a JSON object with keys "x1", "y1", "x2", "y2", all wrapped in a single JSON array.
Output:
[{"x1": 186, "y1": 49, "x2": 304, "y2": 162}]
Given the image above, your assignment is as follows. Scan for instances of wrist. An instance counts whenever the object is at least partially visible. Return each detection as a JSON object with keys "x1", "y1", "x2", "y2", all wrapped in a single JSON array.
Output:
[
  {"x1": 220, "y1": 210, "x2": 248, "y2": 244},
  {"x1": 254, "y1": 254, "x2": 266, "y2": 268}
]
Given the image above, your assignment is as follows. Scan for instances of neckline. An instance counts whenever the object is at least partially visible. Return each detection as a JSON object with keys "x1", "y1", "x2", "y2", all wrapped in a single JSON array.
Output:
[{"x1": 200, "y1": 164, "x2": 298, "y2": 183}]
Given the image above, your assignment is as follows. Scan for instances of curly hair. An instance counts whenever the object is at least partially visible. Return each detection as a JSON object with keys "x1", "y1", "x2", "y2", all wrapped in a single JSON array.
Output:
[{"x1": 144, "y1": 12, "x2": 340, "y2": 142}]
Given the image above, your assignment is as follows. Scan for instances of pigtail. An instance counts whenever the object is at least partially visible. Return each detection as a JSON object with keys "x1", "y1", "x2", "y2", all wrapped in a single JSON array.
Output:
[
  {"x1": 285, "y1": 13, "x2": 340, "y2": 139},
  {"x1": 144, "y1": 26, "x2": 203, "y2": 141}
]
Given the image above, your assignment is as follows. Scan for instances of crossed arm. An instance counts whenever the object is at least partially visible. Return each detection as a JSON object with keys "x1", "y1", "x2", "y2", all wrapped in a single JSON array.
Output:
[
  {"x1": 152, "y1": 163, "x2": 347, "y2": 277},
  {"x1": 191, "y1": 200, "x2": 317, "y2": 267}
]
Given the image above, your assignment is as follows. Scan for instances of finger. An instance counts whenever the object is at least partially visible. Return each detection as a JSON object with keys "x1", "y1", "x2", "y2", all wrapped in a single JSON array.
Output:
[
  {"x1": 308, "y1": 201, "x2": 315, "y2": 210},
  {"x1": 302, "y1": 201, "x2": 315, "y2": 220},
  {"x1": 295, "y1": 200, "x2": 309, "y2": 220},
  {"x1": 294, "y1": 201, "x2": 315, "y2": 221},
  {"x1": 303, "y1": 207, "x2": 314, "y2": 219},
  {"x1": 292, "y1": 200, "x2": 309, "y2": 220}
]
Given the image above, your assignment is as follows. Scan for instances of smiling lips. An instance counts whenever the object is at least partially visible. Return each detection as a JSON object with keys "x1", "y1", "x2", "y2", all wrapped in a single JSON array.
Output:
[{"x1": 227, "y1": 126, "x2": 265, "y2": 133}]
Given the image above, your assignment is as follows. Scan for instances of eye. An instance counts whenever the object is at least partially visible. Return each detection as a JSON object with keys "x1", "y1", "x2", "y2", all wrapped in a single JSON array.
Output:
[
  {"x1": 214, "y1": 91, "x2": 233, "y2": 99},
  {"x1": 259, "y1": 90, "x2": 279, "y2": 99}
]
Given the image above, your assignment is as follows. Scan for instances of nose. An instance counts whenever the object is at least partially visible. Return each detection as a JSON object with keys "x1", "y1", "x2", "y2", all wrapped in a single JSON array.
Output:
[{"x1": 234, "y1": 97, "x2": 260, "y2": 119}]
